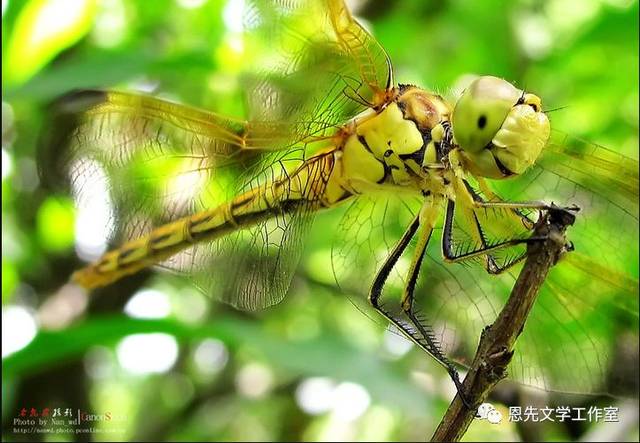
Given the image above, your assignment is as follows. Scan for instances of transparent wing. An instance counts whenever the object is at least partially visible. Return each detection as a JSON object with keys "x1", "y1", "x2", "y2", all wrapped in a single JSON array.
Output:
[
  {"x1": 161, "y1": 150, "x2": 336, "y2": 311},
  {"x1": 40, "y1": 90, "x2": 305, "y2": 237},
  {"x1": 536, "y1": 130, "x2": 637, "y2": 218},
  {"x1": 40, "y1": 0, "x2": 393, "y2": 309},
  {"x1": 40, "y1": 90, "x2": 336, "y2": 310},
  {"x1": 331, "y1": 192, "x2": 421, "y2": 300},
  {"x1": 492, "y1": 131, "x2": 639, "y2": 276},
  {"x1": 243, "y1": 0, "x2": 393, "y2": 133}
]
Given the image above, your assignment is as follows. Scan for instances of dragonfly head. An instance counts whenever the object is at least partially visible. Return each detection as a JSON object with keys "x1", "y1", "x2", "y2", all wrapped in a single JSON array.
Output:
[{"x1": 451, "y1": 76, "x2": 550, "y2": 179}]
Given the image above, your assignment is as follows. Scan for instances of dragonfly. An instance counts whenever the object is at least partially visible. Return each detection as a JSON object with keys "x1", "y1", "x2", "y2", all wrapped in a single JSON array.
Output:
[{"x1": 41, "y1": 0, "x2": 638, "y2": 405}]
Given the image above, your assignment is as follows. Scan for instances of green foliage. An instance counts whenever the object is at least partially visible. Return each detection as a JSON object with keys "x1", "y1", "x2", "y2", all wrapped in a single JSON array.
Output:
[{"x1": 36, "y1": 196, "x2": 76, "y2": 253}]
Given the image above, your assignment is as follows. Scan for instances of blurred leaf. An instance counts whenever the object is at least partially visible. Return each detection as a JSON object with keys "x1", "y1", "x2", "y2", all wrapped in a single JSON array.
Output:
[
  {"x1": 4, "y1": 49, "x2": 216, "y2": 101},
  {"x1": 2, "y1": 315, "x2": 430, "y2": 412},
  {"x1": 36, "y1": 195, "x2": 75, "y2": 253},
  {"x1": 4, "y1": 0, "x2": 97, "y2": 86},
  {"x1": 1, "y1": 259, "x2": 18, "y2": 303}
]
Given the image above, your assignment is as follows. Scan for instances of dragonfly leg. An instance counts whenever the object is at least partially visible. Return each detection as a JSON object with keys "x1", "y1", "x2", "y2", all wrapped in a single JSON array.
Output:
[
  {"x1": 368, "y1": 206, "x2": 475, "y2": 410},
  {"x1": 456, "y1": 180, "x2": 568, "y2": 273},
  {"x1": 464, "y1": 203, "x2": 527, "y2": 274},
  {"x1": 442, "y1": 199, "x2": 539, "y2": 274},
  {"x1": 369, "y1": 214, "x2": 419, "y2": 313},
  {"x1": 400, "y1": 207, "x2": 475, "y2": 410},
  {"x1": 472, "y1": 177, "x2": 581, "y2": 215},
  {"x1": 471, "y1": 199, "x2": 580, "y2": 213}
]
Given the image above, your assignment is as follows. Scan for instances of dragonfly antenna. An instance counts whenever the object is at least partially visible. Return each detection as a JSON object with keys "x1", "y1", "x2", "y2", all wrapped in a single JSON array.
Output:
[{"x1": 544, "y1": 105, "x2": 570, "y2": 114}]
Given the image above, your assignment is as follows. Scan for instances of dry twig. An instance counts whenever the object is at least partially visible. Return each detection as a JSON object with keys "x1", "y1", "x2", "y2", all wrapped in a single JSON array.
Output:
[{"x1": 431, "y1": 207, "x2": 577, "y2": 442}]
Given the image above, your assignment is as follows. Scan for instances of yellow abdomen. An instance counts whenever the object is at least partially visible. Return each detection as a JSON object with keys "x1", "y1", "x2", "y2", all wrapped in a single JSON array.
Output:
[{"x1": 73, "y1": 150, "x2": 338, "y2": 289}]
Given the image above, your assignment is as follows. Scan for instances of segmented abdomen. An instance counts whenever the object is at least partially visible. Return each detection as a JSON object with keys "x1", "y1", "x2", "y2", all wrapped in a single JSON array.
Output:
[{"x1": 72, "y1": 149, "x2": 338, "y2": 289}]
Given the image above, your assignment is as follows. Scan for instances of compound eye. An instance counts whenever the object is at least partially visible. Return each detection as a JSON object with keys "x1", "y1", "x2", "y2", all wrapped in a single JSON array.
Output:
[{"x1": 452, "y1": 76, "x2": 521, "y2": 153}]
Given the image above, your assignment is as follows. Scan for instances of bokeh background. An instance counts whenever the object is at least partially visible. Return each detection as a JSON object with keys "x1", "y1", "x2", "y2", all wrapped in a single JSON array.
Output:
[{"x1": 2, "y1": 0, "x2": 638, "y2": 441}]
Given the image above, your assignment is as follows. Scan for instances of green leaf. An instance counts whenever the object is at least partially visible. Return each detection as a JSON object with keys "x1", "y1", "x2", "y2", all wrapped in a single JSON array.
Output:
[{"x1": 4, "y1": 0, "x2": 97, "y2": 86}]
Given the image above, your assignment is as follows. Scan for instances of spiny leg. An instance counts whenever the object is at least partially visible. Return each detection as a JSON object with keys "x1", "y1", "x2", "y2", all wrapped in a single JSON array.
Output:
[
  {"x1": 470, "y1": 208, "x2": 527, "y2": 274},
  {"x1": 462, "y1": 177, "x2": 535, "y2": 230},
  {"x1": 471, "y1": 178, "x2": 536, "y2": 231},
  {"x1": 442, "y1": 199, "x2": 536, "y2": 274},
  {"x1": 471, "y1": 199, "x2": 579, "y2": 213},
  {"x1": 471, "y1": 177, "x2": 579, "y2": 233},
  {"x1": 398, "y1": 207, "x2": 475, "y2": 409},
  {"x1": 443, "y1": 185, "x2": 580, "y2": 274},
  {"x1": 368, "y1": 215, "x2": 430, "y2": 370},
  {"x1": 369, "y1": 214, "x2": 419, "y2": 320},
  {"x1": 462, "y1": 179, "x2": 531, "y2": 272},
  {"x1": 447, "y1": 177, "x2": 578, "y2": 272},
  {"x1": 468, "y1": 182, "x2": 534, "y2": 273},
  {"x1": 451, "y1": 175, "x2": 579, "y2": 215},
  {"x1": 368, "y1": 209, "x2": 474, "y2": 410},
  {"x1": 457, "y1": 197, "x2": 504, "y2": 274}
]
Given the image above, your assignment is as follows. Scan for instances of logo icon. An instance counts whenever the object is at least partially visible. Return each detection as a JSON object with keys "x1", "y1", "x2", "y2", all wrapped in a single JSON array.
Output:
[{"x1": 477, "y1": 403, "x2": 503, "y2": 424}]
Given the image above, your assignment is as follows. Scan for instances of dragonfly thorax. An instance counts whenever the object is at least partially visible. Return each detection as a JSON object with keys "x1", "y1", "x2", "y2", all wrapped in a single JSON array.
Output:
[{"x1": 331, "y1": 86, "x2": 452, "y2": 199}]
